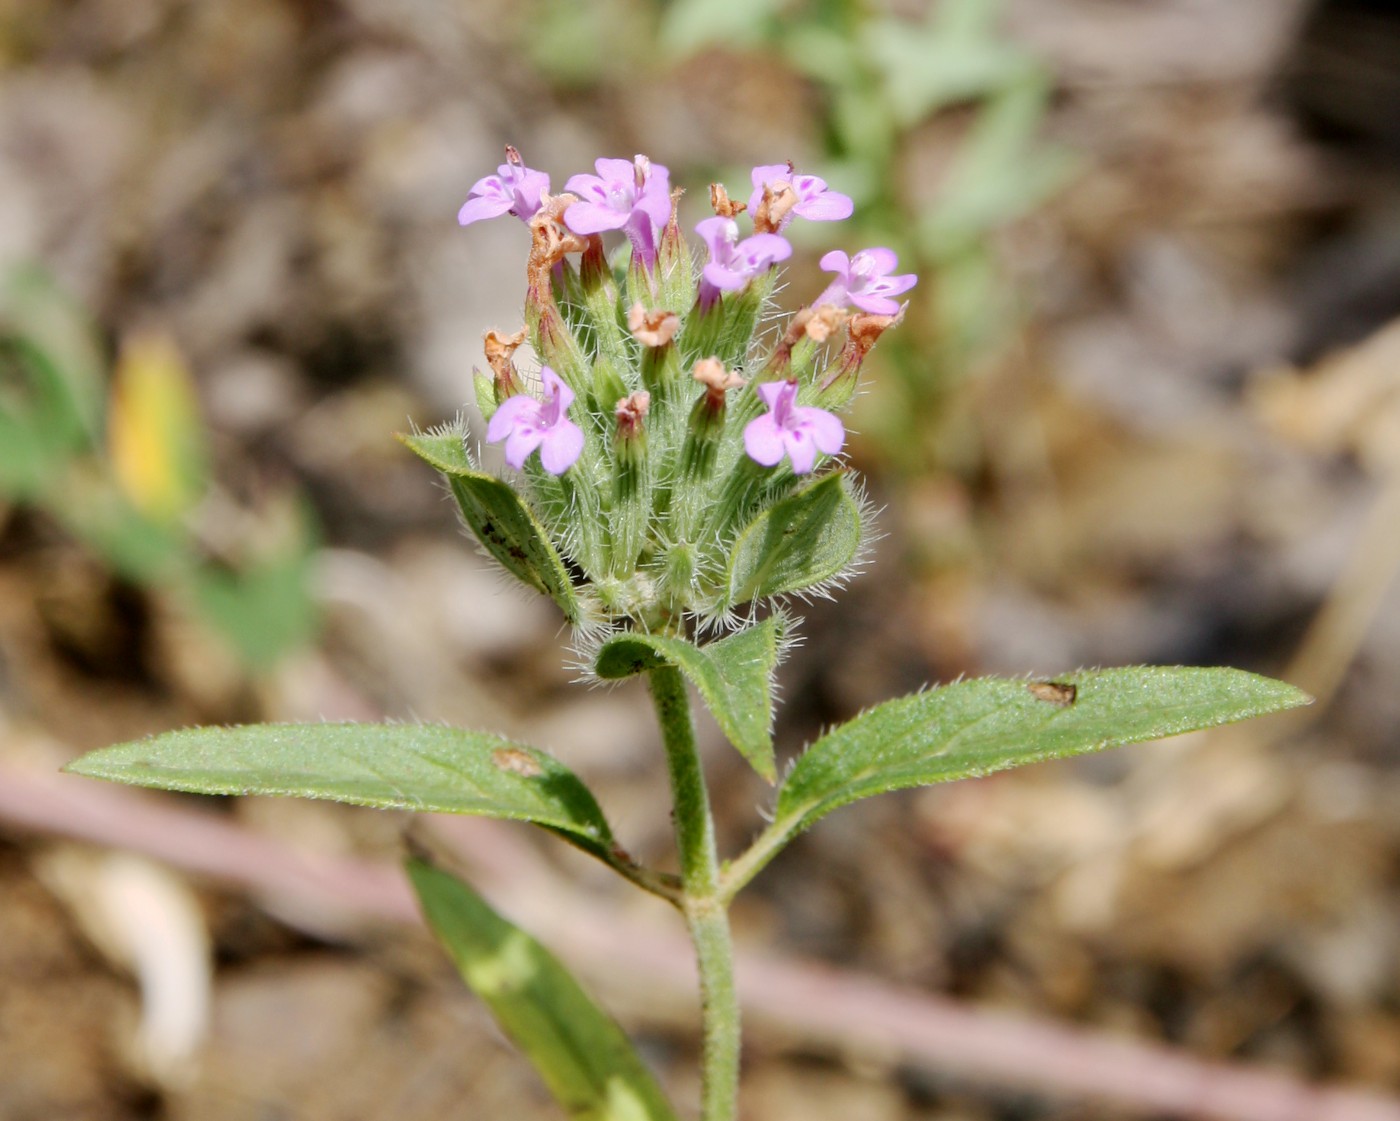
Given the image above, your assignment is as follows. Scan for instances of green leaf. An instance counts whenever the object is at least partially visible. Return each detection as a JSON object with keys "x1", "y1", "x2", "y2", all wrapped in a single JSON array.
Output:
[
  {"x1": 726, "y1": 472, "x2": 861, "y2": 605},
  {"x1": 51, "y1": 472, "x2": 185, "y2": 582},
  {"x1": 408, "y1": 861, "x2": 678, "y2": 1121},
  {"x1": 660, "y1": 0, "x2": 783, "y2": 54},
  {"x1": 188, "y1": 532, "x2": 319, "y2": 669},
  {"x1": 398, "y1": 431, "x2": 581, "y2": 623},
  {"x1": 777, "y1": 667, "x2": 1311, "y2": 832},
  {"x1": 0, "y1": 337, "x2": 95, "y2": 497},
  {"x1": 0, "y1": 265, "x2": 105, "y2": 446},
  {"x1": 865, "y1": 0, "x2": 1035, "y2": 126},
  {"x1": 595, "y1": 617, "x2": 784, "y2": 782},
  {"x1": 919, "y1": 77, "x2": 1077, "y2": 258},
  {"x1": 67, "y1": 723, "x2": 615, "y2": 856}
]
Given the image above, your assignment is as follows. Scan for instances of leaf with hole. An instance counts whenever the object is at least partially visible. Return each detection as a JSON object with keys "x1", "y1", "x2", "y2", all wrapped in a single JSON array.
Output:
[{"x1": 776, "y1": 667, "x2": 1310, "y2": 836}]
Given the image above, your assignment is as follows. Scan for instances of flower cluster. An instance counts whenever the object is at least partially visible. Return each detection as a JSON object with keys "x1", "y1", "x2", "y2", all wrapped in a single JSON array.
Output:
[{"x1": 439, "y1": 148, "x2": 917, "y2": 628}]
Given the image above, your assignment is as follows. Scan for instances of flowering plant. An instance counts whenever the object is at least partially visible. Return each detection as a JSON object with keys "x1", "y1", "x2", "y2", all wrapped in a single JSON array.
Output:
[{"x1": 67, "y1": 149, "x2": 1309, "y2": 1121}]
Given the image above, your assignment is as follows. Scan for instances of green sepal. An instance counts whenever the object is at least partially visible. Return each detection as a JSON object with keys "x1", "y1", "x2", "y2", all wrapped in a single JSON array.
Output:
[
  {"x1": 725, "y1": 472, "x2": 861, "y2": 605},
  {"x1": 655, "y1": 234, "x2": 697, "y2": 319},
  {"x1": 777, "y1": 667, "x2": 1312, "y2": 835},
  {"x1": 714, "y1": 280, "x2": 768, "y2": 367},
  {"x1": 595, "y1": 616, "x2": 785, "y2": 782},
  {"x1": 67, "y1": 723, "x2": 617, "y2": 859},
  {"x1": 408, "y1": 861, "x2": 679, "y2": 1121},
  {"x1": 398, "y1": 431, "x2": 580, "y2": 623},
  {"x1": 474, "y1": 370, "x2": 499, "y2": 424}
]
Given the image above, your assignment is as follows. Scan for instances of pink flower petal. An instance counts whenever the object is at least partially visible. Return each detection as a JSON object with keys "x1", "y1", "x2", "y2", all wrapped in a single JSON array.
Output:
[
  {"x1": 538, "y1": 419, "x2": 584, "y2": 475},
  {"x1": 564, "y1": 200, "x2": 628, "y2": 234},
  {"x1": 457, "y1": 193, "x2": 514, "y2": 226},
  {"x1": 743, "y1": 414, "x2": 788, "y2": 466},
  {"x1": 593, "y1": 157, "x2": 637, "y2": 182},
  {"x1": 853, "y1": 247, "x2": 899, "y2": 274},
  {"x1": 797, "y1": 406, "x2": 845, "y2": 456},
  {"x1": 755, "y1": 380, "x2": 789, "y2": 411},
  {"x1": 784, "y1": 427, "x2": 818, "y2": 475},
  {"x1": 793, "y1": 192, "x2": 853, "y2": 222},
  {"x1": 850, "y1": 293, "x2": 902, "y2": 316},
  {"x1": 486, "y1": 394, "x2": 540, "y2": 444},
  {"x1": 503, "y1": 424, "x2": 545, "y2": 470},
  {"x1": 540, "y1": 366, "x2": 574, "y2": 413}
]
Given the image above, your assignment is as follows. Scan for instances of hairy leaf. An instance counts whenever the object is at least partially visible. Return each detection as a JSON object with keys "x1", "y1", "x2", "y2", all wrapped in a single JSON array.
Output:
[
  {"x1": 67, "y1": 723, "x2": 614, "y2": 856},
  {"x1": 398, "y1": 431, "x2": 580, "y2": 622},
  {"x1": 726, "y1": 472, "x2": 861, "y2": 604},
  {"x1": 409, "y1": 861, "x2": 678, "y2": 1121},
  {"x1": 777, "y1": 667, "x2": 1310, "y2": 833},
  {"x1": 595, "y1": 617, "x2": 784, "y2": 781}
]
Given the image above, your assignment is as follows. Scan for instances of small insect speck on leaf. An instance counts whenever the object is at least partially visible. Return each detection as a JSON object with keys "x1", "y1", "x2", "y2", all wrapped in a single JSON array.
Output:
[
  {"x1": 1028, "y1": 681, "x2": 1077, "y2": 707},
  {"x1": 492, "y1": 748, "x2": 543, "y2": 777}
]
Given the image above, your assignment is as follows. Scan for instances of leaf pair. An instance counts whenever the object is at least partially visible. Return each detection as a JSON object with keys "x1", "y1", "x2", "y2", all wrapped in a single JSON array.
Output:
[
  {"x1": 67, "y1": 666, "x2": 1308, "y2": 1120},
  {"x1": 68, "y1": 668, "x2": 1309, "y2": 876}
]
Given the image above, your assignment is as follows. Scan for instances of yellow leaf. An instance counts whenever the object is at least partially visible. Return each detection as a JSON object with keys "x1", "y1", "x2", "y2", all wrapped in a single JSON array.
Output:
[{"x1": 108, "y1": 330, "x2": 206, "y2": 522}]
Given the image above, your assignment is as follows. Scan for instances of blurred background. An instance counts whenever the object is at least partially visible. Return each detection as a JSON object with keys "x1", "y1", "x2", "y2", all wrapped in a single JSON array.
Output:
[{"x1": 2, "y1": 0, "x2": 1400, "y2": 1118}]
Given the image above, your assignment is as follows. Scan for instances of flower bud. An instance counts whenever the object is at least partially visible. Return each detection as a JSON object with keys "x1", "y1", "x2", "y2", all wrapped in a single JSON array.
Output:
[
  {"x1": 610, "y1": 391, "x2": 652, "y2": 572},
  {"x1": 751, "y1": 180, "x2": 797, "y2": 235},
  {"x1": 628, "y1": 304, "x2": 679, "y2": 348},
  {"x1": 759, "y1": 305, "x2": 848, "y2": 384},
  {"x1": 672, "y1": 358, "x2": 743, "y2": 539},
  {"x1": 578, "y1": 233, "x2": 625, "y2": 355},
  {"x1": 656, "y1": 187, "x2": 696, "y2": 313},
  {"x1": 815, "y1": 308, "x2": 902, "y2": 411},
  {"x1": 484, "y1": 327, "x2": 526, "y2": 403},
  {"x1": 526, "y1": 194, "x2": 591, "y2": 391},
  {"x1": 614, "y1": 390, "x2": 651, "y2": 444},
  {"x1": 708, "y1": 182, "x2": 746, "y2": 219},
  {"x1": 628, "y1": 303, "x2": 683, "y2": 415}
]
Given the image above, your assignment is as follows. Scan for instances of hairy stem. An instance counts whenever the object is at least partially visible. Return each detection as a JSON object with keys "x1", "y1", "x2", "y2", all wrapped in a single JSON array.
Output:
[
  {"x1": 648, "y1": 664, "x2": 740, "y2": 1121},
  {"x1": 717, "y1": 814, "x2": 802, "y2": 904}
]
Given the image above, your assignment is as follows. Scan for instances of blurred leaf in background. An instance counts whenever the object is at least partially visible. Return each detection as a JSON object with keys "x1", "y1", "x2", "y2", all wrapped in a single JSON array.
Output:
[
  {"x1": 0, "y1": 266, "x2": 104, "y2": 497},
  {"x1": 526, "y1": 0, "x2": 1074, "y2": 478},
  {"x1": 107, "y1": 330, "x2": 208, "y2": 527},
  {"x1": 0, "y1": 265, "x2": 318, "y2": 672}
]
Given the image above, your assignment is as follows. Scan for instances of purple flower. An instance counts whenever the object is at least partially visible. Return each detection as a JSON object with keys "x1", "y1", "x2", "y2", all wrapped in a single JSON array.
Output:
[
  {"x1": 748, "y1": 163, "x2": 854, "y2": 231},
  {"x1": 695, "y1": 216, "x2": 792, "y2": 308},
  {"x1": 563, "y1": 155, "x2": 672, "y2": 266},
  {"x1": 486, "y1": 366, "x2": 584, "y2": 475},
  {"x1": 814, "y1": 248, "x2": 918, "y2": 316},
  {"x1": 743, "y1": 379, "x2": 844, "y2": 474},
  {"x1": 458, "y1": 148, "x2": 550, "y2": 227}
]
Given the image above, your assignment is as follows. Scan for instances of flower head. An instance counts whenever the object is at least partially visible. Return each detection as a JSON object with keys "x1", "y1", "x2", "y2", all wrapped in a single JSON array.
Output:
[
  {"x1": 458, "y1": 146, "x2": 550, "y2": 227},
  {"x1": 696, "y1": 217, "x2": 792, "y2": 303},
  {"x1": 486, "y1": 366, "x2": 584, "y2": 474},
  {"x1": 743, "y1": 379, "x2": 844, "y2": 474},
  {"x1": 814, "y1": 248, "x2": 917, "y2": 316},
  {"x1": 749, "y1": 162, "x2": 853, "y2": 233},
  {"x1": 564, "y1": 155, "x2": 672, "y2": 266}
]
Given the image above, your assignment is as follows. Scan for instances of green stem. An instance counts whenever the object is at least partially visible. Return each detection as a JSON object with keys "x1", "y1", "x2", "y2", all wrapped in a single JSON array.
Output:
[
  {"x1": 648, "y1": 664, "x2": 740, "y2": 1121},
  {"x1": 717, "y1": 814, "x2": 802, "y2": 904}
]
